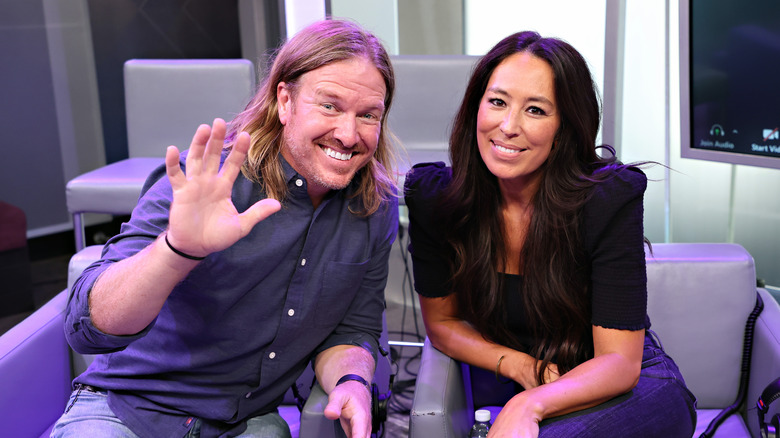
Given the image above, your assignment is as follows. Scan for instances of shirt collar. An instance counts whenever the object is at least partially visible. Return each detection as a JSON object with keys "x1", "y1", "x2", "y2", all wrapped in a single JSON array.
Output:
[
  {"x1": 277, "y1": 153, "x2": 361, "y2": 198},
  {"x1": 279, "y1": 154, "x2": 299, "y2": 185}
]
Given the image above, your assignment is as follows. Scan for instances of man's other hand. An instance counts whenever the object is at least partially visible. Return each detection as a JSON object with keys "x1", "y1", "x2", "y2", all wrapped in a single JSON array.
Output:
[{"x1": 323, "y1": 380, "x2": 373, "y2": 438}]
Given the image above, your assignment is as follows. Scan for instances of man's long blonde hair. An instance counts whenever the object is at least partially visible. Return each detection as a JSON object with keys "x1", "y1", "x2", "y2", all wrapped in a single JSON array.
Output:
[{"x1": 226, "y1": 19, "x2": 397, "y2": 216}]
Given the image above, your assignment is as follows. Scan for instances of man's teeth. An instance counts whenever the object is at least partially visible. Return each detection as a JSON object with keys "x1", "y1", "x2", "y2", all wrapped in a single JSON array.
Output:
[
  {"x1": 495, "y1": 144, "x2": 520, "y2": 154},
  {"x1": 323, "y1": 147, "x2": 354, "y2": 161}
]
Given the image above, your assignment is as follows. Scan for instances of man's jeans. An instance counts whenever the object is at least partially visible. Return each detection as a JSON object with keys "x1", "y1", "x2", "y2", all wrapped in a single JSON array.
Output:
[{"x1": 50, "y1": 386, "x2": 293, "y2": 438}]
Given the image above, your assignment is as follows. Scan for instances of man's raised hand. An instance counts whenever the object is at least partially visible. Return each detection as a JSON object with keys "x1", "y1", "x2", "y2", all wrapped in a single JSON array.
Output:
[{"x1": 165, "y1": 118, "x2": 281, "y2": 258}]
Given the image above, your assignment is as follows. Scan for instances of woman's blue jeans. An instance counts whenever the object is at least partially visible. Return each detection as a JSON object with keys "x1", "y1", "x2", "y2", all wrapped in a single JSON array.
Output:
[{"x1": 536, "y1": 330, "x2": 697, "y2": 437}]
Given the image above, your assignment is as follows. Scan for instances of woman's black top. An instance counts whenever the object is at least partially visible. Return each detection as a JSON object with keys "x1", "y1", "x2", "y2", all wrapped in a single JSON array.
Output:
[{"x1": 404, "y1": 161, "x2": 651, "y2": 347}]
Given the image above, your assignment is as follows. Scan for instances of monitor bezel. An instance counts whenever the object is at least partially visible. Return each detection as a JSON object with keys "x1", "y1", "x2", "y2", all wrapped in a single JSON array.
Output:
[{"x1": 679, "y1": 0, "x2": 780, "y2": 170}]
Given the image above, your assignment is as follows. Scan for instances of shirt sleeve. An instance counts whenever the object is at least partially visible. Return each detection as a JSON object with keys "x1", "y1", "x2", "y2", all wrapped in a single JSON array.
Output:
[
  {"x1": 64, "y1": 160, "x2": 176, "y2": 354},
  {"x1": 583, "y1": 167, "x2": 649, "y2": 330},
  {"x1": 313, "y1": 195, "x2": 399, "y2": 363},
  {"x1": 403, "y1": 162, "x2": 453, "y2": 298}
]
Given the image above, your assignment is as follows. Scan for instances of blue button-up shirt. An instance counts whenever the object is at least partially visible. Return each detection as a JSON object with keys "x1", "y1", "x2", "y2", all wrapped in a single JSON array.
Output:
[{"x1": 65, "y1": 152, "x2": 398, "y2": 437}]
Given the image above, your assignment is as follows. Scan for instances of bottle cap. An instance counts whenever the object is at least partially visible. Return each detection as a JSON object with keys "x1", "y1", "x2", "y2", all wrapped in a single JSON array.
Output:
[{"x1": 475, "y1": 409, "x2": 491, "y2": 422}]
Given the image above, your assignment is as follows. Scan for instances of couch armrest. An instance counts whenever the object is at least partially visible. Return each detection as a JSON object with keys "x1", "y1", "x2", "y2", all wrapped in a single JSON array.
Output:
[
  {"x1": 747, "y1": 288, "x2": 780, "y2": 438},
  {"x1": 0, "y1": 290, "x2": 71, "y2": 437},
  {"x1": 67, "y1": 245, "x2": 104, "y2": 291},
  {"x1": 410, "y1": 337, "x2": 471, "y2": 438},
  {"x1": 299, "y1": 381, "x2": 345, "y2": 437}
]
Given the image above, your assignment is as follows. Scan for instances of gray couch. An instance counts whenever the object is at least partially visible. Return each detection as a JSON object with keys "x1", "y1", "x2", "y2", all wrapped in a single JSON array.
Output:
[
  {"x1": 0, "y1": 245, "x2": 391, "y2": 437},
  {"x1": 409, "y1": 243, "x2": 780, "y2": 437},
  {"x1": 387, "y1": 55, "x2": 480, "y2": 178},
  {"x1": 66, "y1": 59, "x2": 256, "y2": 251}
]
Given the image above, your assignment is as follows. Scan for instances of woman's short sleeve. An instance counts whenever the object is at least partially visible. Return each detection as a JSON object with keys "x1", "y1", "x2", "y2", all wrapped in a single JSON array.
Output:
[
  {"x1": 583, "y1": 167, "x2": 649, "y2": 330},
  {"x1": 403, "y1": 162, "x2": 453, "y2": 298}
]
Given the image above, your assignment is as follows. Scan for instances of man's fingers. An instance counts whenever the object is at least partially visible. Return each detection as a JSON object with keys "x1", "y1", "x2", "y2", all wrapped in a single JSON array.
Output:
[
  {"x1": 165, "y1": 146, "x2": 185, "y2": 188},
  {"x1": 323, "y1": 396, "x2": 342, "y2": 420},
  {"x1": 323, "y1": 400, "x2": 357, "y2": 438},
  {"x1": 203, "y1": 118, "x2": 227, "y2": 174},
  {"x1": 239, "y1": 198, "x2": 281, "y2": 231},
  {"x1": 219, "y1": 131, "x2": 251, "y2": 182},
  {"x1": 341, "y1": 418, "x2": 355, "y2": 438},
  {"x1": 347, "y1": 414, "x2": 370, "y2": 438},
  {"x1": 323, "y1": 388, "x2": 371, "y2": 438},
  {"x1": 185, "y1": 123, "x2": 212, "y2": 177}
]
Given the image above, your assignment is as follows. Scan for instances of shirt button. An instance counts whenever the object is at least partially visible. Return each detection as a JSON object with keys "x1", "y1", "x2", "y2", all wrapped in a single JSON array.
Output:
[
  {"x1": 288, "y1": 309, "x2": 295, "y2": 317},
  {"x1": 295, "y1": 179, "x2": 303, "y2": 187},
  {"x1": 245, "y1": 392, "x2": 252, "y2": 399},
  {"x1": 269, "y1": 352, "x2": 276, "y2": 359},
  {"x1": 301, "y1": 258, "x2": 306, "y2": 266}
]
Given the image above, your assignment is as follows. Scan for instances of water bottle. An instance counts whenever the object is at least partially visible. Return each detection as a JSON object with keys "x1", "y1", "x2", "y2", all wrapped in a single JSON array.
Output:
[{"x1": 468, "y1": 409, "x2": 491, "y2": 437}]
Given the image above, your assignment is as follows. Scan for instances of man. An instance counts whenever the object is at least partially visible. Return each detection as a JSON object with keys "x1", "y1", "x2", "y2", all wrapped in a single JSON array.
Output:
[{"x1": 53, "y1": 19, "x2": 398, "y2": 438}]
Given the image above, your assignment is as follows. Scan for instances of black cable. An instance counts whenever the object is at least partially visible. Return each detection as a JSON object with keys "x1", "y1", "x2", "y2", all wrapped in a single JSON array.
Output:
[
  {"x1": 699, "y1": 292, "x2": 764, "y2": 438},
  {"x1": 383, "y1": 221, "x2": 427, "y2": 430},
  {"x1": 399, "y1": 225, "x2": 423, "y2": 342},
  {"x1": 290, "y1": 381, "x2": 305, "y2": 412}
]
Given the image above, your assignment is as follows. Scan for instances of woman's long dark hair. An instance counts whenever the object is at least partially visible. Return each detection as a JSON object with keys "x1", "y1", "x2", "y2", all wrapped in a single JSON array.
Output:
[{"x1": 440, "y1": 31, "x2": 630, "y2": 385}]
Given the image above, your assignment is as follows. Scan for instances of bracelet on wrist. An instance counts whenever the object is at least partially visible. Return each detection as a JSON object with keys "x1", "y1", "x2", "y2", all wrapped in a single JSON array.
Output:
[
  {"x1": 495, "y1": 354, "x2": 511, "y2": 384},
  {"x1": 336, "y1": 374, "x2": 371, "y2": 393},
  {"x1": 164, "y1": 233, "x2": 206, "y2": 261}
]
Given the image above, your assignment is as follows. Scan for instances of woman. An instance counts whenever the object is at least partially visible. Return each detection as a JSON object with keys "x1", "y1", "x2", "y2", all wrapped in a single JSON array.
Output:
[{"x1": 404, "y1": 31, "x2": 696, "y2": 437}]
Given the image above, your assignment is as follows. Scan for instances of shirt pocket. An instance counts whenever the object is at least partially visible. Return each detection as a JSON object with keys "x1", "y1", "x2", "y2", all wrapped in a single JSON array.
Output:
[{"x1": 312, "y1": 259, "x2": 370, "y2": 327}]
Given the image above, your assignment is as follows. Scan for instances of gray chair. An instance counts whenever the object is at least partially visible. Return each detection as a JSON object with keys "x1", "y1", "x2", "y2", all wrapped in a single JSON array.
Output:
[
  {"x1": 66, "y1": 59, "x2": 256, "y2": 250},
  {"x1": 409, "y1": 243, "x2": 780, "y2": 438},
  {"x1": 387, "y1": 55, "x2": 479, "y2": 179},
  {"x1": 0, "y1": 245, "x2": 393, "y2": 437}
]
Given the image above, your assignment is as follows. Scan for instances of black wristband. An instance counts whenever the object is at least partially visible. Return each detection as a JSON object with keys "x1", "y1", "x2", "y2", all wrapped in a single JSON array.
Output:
[
  {"x1": 164, "y1": 233, "x2": 206, "y2": 261},
  {"x1": 335, "y1": 374, "x2": 371, "y2": 392}
]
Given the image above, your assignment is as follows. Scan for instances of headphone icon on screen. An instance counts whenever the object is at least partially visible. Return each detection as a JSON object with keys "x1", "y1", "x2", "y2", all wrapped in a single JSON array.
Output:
[
  {"x1": 710, "y1": 124, "x2": 725, "y2": 136},
  {"x1": 757, "y1": 378, "x2": 780, "y2": 438}
]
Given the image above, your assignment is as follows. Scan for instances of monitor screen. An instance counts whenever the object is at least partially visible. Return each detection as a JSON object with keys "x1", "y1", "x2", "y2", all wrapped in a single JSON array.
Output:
[{"x1": 680, "y1": 0, "x2": 780, "y2": 169}]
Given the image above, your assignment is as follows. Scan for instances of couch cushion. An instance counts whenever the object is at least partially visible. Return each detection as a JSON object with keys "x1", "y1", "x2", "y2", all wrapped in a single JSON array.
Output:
[
  {"x1": 646, "y1": 243, "x2": 756, "y2": 409},
  {"x1": 695, "y1": 408, "x2": 750, "y2": 437},
  {"x1": 65, "y1": 158, "x2": 164, "y2": 216}
]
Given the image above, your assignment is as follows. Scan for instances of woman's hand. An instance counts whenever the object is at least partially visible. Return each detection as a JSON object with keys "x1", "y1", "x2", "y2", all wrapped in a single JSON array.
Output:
[
  {"x1": 502, "y1": 352, "x2": 560, "y2": 389},
  {"x1": 491, "y1": 327, "x2": 645, "y2": 436},
  {"x1": 487, "y1": 392, "x2": 543, "y2": 438},
  {"x1": 165, "y1": 118, "x2": 281, "y2": 258},
  {"x1": 419, "y1": 295, "x2": 548, "y2": 391},
  {"x1": 536, "y1": 362, "x2": 560, "y2": 387}
]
